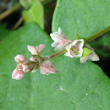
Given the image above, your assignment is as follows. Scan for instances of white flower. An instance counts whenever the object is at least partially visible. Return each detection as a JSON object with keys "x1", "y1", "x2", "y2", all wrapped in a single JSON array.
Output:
[
  {"x1": 80, "y1": 51, "x2": 99, "y2": 63},
  {"x1": 27, "y1": 44, "x2": 45, "y2": 55},
  {"x1": 50, "y1": 27, "x2": 70, "y2": 51},
  {"x1": 65, "y1": 39, "x2": 84, "y2": 58}
]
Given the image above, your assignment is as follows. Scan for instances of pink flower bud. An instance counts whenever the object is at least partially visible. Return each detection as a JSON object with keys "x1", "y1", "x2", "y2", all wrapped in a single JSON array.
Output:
[
  {"x1": 50, "y1": 27, "x2": 70, "y2": 51},
  {"x1": 12, "y1": 69, "x2": 24, "y2": 80},
  {"x1": 65, "y1": 39, "x2": 84, "y2": 58},
  {"x1": 27, "y1": 44, "x2": 45, "y2": 55},
  {"x1": 15, "y1": 55, "x2": 26, "y2": 62},
  {"x1": 40, "y1": 60, "x2": 58, "y2": 75}
]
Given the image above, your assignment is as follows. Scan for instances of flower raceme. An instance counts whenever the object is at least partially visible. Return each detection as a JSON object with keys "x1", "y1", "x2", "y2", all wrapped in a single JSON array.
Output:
[
  {"x1": 12, "y1": 27, "x2": 99, "y2": 80},
  {"x1": 12, "y1": 45, "x2": 58, "y2": 80}
]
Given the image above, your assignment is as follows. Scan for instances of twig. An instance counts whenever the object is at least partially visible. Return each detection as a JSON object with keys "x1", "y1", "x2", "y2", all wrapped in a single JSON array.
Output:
[
  {"x1": 13, "y1": 16, "x2": 24, "y2": 29},
  {"x1": 0, "y1": 3, "x2": 21, "y2": 21}
]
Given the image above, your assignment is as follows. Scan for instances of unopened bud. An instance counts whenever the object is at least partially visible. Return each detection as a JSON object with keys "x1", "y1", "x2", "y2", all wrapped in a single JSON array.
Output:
[
  {"x1": 22, "y1": 61, "x2": 34, "y2": 73},
  {"x1": 15, "y1": 55, "x2": 26, "y2": 62},
  {"x1": 32, "y1": 63, "x2": 39, "y2": 72},
  {"x1": 12, "y1": 69, "x2": 24, "y2": 80}
]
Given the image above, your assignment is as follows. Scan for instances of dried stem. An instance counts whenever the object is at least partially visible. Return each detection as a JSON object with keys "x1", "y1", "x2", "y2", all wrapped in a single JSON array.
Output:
[
  {"x1": 0, "y1": 3, "x2": 21, "y2": 21},
  {"x1": 13, "y1": 16, "x2": 24, "y2": 29}
]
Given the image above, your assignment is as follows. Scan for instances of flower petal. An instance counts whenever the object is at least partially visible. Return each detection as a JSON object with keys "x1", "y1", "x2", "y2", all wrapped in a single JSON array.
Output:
[
  {"x1": 35, "y1": 44, "x2": 45, "y2": 54},
  {"x1": 50, "y1": 33, "x2": 61, "y2": 42},
  {"x1": 65, "y1": 39, "x2": 84, "y2": 58},
  {"x1": 80, "y1": 51, "x2": 99, "y2": 63},
  {"x1": 40, "y1": 60, "x2": 58, "y2": 75},
  {"x1": 12, "y1": 69, "x2": 24, "y2": 80},
  {"x1": 15, "y1": 55, "x2": 26, "y2": 62},
  {"x1": 27, "y1": 45, "x2": 37, "y2": 55}
]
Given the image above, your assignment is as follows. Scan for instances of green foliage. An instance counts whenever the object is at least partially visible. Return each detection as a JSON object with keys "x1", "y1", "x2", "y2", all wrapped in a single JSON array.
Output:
[
  {"x1": 52, "y1": 0, "x2": 110, "y2": 40},
  {"x1": 0, "y1": 0, "x2": 110, "y2": 110},
  {"x1": 90, "y1": 33, "x2": 110, "y2": 58},
  {"x1": 52, "y1": 0, "x2": 110, "y2": 109},
  {"x1": 0, "y1": 23, "x2": 110, "y2": 110},
  {"x1": 22, "y1": 0, "x2": 44, "y2": 29},
  {"x1": 0, "y1": 25, "x2": 9, "y2": 45},
  {"x1": 20, "y1": 0, "x2": 32, "y2": 9}
]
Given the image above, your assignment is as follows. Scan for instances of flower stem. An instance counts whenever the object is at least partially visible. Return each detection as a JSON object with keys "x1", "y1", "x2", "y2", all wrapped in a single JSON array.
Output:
[
  {"x1": 85, "y1": 26, "x2": 110, "y2": 43},
  {"x1": 0, "y1": 3, "x2": 21, "y2": 21},
  {"x1": 49, "y1": 50, "x2": 66, "y2": 59}
]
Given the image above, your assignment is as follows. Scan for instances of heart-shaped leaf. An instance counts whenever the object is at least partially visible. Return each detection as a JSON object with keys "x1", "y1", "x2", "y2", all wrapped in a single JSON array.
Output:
[{"x1": 0, "y1": 22, "x2": 110, "y2": 110}]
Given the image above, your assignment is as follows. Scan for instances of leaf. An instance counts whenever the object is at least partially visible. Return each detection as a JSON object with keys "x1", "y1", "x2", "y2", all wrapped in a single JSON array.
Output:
[
  {"x1": 52, "y1": 0, "x2": 110, "y2": 109},
  {"x1": 52, "y1": 0, "x2": 110, "y2": 40},
  {"x1": 22, "y1": 0, "x2": 44, "y2": 29},
  {"x1": 0, "y1": 25, "x2": 10, "y2": 45},
  {"x1": 0, "y1": 23, "x2": 110, "y2": 110},
  {"x1": 20, "y1": 0, "x2": 32, "y2": 9},
  {"x1": 90, "y1": 33, "x2": 110, "y2": 58}
]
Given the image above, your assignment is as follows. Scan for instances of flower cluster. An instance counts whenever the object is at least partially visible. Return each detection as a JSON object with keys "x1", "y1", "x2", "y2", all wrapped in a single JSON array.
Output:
[
  {"x1": 12, "y1": 27, "x2": 99, "y2": 80},
  {"x1": 12, "y1": 44, "x2": 57, "y2": 80},
  {"x1": 50, "y1": 27, "x2": 99, "y2": 62}
]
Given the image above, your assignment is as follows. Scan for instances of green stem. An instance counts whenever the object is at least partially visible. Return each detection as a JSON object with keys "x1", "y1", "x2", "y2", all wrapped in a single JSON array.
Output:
[
  {"x1": 0, "y1": 3, "x2": 21, "y2": 21},
  {"x1": 86, "y1": 26, "x2": 110, "y2": 43},
  {"x1": 48, "y1": 49, "x2": 66, "y2": 59}
]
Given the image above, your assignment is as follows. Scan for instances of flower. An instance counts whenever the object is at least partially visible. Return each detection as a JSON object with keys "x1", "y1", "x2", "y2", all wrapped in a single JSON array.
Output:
[
  {"x1": 15, "y1": 55, "x2": 26, "y2": 62},
  {"x1": 65, "y1": 39, "x2": 84, "y2": 58},
  {"x1": 12, "y1": 55, "x2": 36, "y2": 80},
  {"x1": 40, "y1": 60, "x2": 58, "y2": 75},
  {"x1": 80, "y1": 51, "x2": 99, "y2": 63},
  {"x1": 12, "y1": 69, "x2": 24, "y2": 80},
  {"x1": 22, "y1": 61, "x2": 34, "y2": 73},
  {"x1": 50, "y1": 27, "x2": 70, "y2": 51},
  {"x1": 27, "y1": 44, "x2": 45, "y2": 55}
]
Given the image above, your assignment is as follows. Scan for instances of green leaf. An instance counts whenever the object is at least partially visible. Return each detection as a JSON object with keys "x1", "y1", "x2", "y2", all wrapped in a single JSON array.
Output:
[
  {"x1": 20, "y1": 0, "x2": 32, "y2": 9},
  {"x1": 52, "y1": 0, "x2": 110, "y2": 40},
  {"x1": 0, "y1": 25, "x2": 10, "y2": 45},
  {"x1": 90, "y1": 33, "x2": 110, "y2": 58},
  {"x1": 52, "y1": 0, "x2": 110, "y2": 109},
  {"x1": 0, "y1": 23, "x2": 110, "y2": 110},
  {"x1": 22, "y1": 0, "x2": 44, "y2": 29}
]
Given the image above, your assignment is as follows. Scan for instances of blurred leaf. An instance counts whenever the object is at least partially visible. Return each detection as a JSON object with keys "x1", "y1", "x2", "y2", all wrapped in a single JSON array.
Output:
[
  {"x1": 0, "y1": 23, "x2": 110, "y2": 110},
  {"x1": 0, "y1": 25, "x2": 9, "y2": 45},
  {"x1": 20, "y1": 0, "x2": 32, "y2": 9},
  {"x1": 22, "y1": 0, "x2": 44, "y2": 29},
  {"x1": 90, "y1": 33, "x2": 110, "y2": 58}
]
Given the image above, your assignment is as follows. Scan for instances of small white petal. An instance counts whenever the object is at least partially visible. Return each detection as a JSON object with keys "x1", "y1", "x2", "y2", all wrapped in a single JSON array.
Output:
[
  {"x1": 27, "y1": 45, "x2": 37, "y2": 55},
  {"x1": 65, "y1": 39, "x2": 84, "y2": 58},
  {"x1": 58, "y1": 27, "x2": 62, "y2": 34},
  {"x1": 50, "y1": 33, "x2": 61, "y2": 42},
  {"x1": 90, "y1": 52, "x2": 99, "y2": 61},
  {"x1": 80, "y1": 51, "x2": 99, "y2": 63}
]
